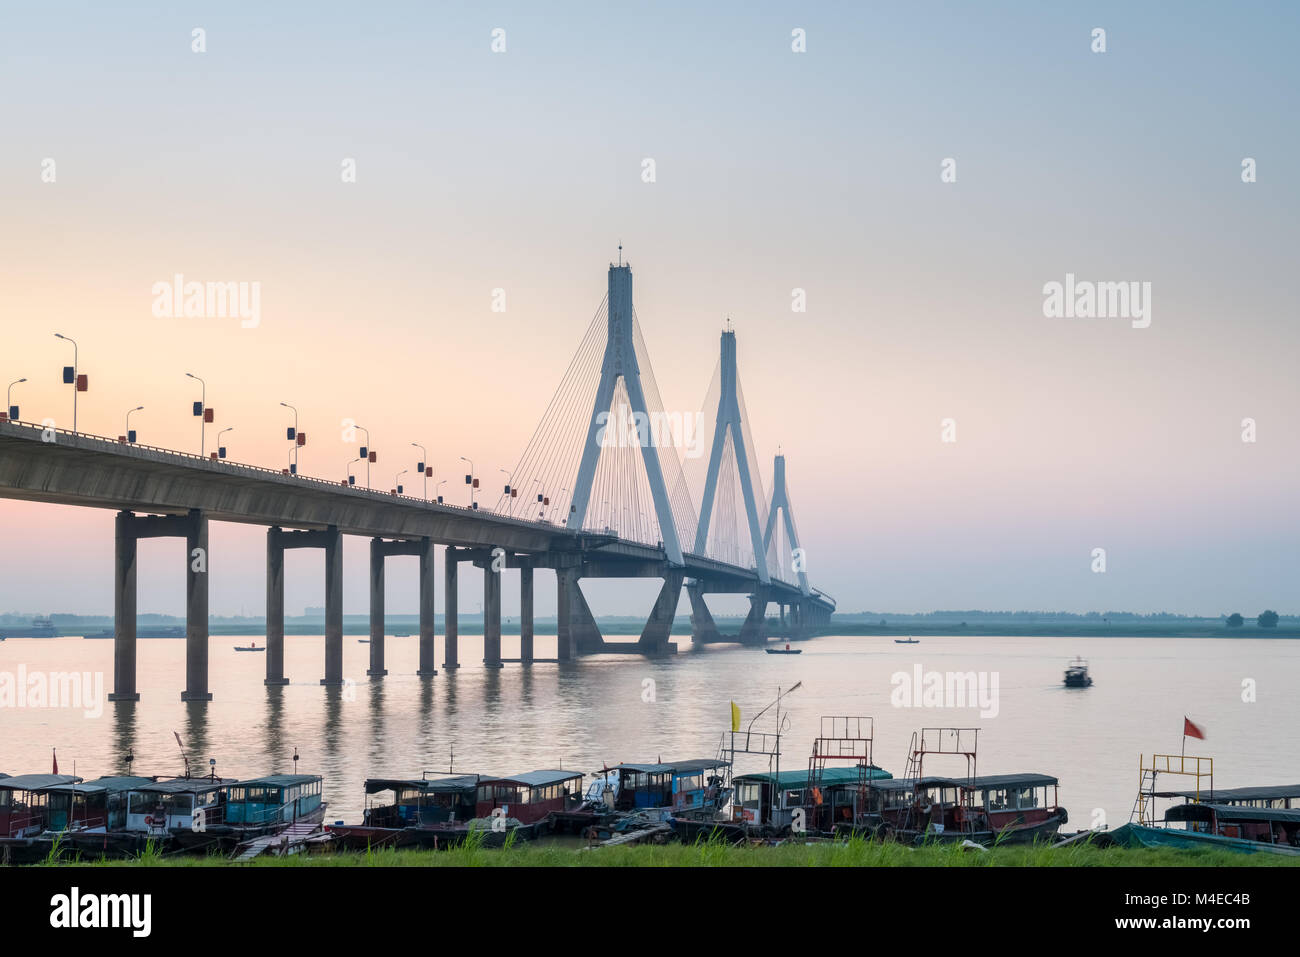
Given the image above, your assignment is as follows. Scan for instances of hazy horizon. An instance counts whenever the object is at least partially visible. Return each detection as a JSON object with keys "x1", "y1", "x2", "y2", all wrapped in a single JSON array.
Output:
[{"x1": 2, "y1": 2, "x2": 1297, "y2": 619}]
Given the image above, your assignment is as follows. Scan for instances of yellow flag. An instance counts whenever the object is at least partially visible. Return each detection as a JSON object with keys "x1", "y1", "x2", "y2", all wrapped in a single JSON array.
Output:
[{"x1": 730, "y1": 701, "x2": 741, "y2": 733}]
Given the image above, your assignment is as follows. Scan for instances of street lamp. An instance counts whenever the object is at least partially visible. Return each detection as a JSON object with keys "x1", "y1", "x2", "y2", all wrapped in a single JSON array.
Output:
[
  {"x1": 435, "y1": 479, "x2": 446, "y2": 504},
  {"x1": 280, "y1": 402, "x2": 299, "y2": 474},
  {"x1": 395, "y1": 469, "x2": 408, "y2": 495},
  {"x1": 185, "y1": 372, "x2": 206, "y2": 455},
  {"x1": 346, "y1": 456, "x2": 361, "y2": 486},
  {"x1": 6, "y1": 378, "x2": 26, "y2": 421},
  {"x1": 217, "y1": 426, "x2": 234, "y2": 459},
  {"x1": 459, "y1": 456, "x2": 476, "y2": 508},
  {"x1": 411, "y1": 442, "x2": 428, "y2": 501},
  {"x1": 53, "y1": 334, "x2": 79, "y2": 432},
  {"x1": 498, "y1": 467, "x2": 513, "y2": 511},
  {"x1": 356, "y1": 425, "x2": 371, "y2": 489},
  {"x1": 125, "y1": 406, "x2": 143, "y2": 444}
]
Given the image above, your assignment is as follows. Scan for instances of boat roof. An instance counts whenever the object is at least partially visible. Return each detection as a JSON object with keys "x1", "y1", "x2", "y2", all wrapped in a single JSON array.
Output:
[
  {"x1": 133, "y1": 776, "x2": 237, "y2": 794},
  {"x1": 228, "y1": 774, "x2": 321, "y2": 788},
  {"x1": 480, "y1": 770, "x2": 584, "y2": 788},
  {"x1": 0, "y1": 773, "x2": 82, "y2": 791},
  {"x1": 37, "y1": 776, "x2": 157, "y2": 795},
  {"x1": 1156, "y1": 784, "x2": 1300, "y2": 801},
  {"x1": 1165, "y1": 803, "x2": 1300, "y2": 825},
  {"x1": 610, "y1": 759, "x2": 731, "y2": 776},
  {"x1": 736, "y1": 766, "x2": 893, "y2": 788},
  {"x1": 964, "y1": 773, "x2": 1059, "y2": 790},
  {"x1": 365, "y1": 775, "x2": 481, "y2": 794}
]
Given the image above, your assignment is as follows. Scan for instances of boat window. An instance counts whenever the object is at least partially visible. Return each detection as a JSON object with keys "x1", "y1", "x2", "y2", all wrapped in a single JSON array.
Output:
[
  {"x1": 676, "y1": 773, "x2": 703, "y2": 793},
  {"x1": 737, "y1": 782, "x2": 762, "y2": 806},
  {"x1": 1016, "y1": 787, "x2": 1038, "y2": 809},
  {"x1": 987, "y1": 789, "x2": 1010, "y2": 811}
]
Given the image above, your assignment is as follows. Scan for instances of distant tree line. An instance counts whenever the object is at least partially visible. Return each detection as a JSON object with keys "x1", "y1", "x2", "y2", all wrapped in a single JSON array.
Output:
[{"x1": 1225, "y1": 611, "x2": 1278, "y2": 628}]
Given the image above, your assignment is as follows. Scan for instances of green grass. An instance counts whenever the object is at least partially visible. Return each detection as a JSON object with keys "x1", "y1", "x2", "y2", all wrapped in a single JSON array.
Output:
[{"x1": 47, "y1": 833, "x2": 1299, "y2": 867}]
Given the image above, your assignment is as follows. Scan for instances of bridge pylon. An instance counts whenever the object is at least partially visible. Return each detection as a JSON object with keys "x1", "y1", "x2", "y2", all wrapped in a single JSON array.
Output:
[{"x1": 763, "y1": 453, "x2": 810, "y2": 597}]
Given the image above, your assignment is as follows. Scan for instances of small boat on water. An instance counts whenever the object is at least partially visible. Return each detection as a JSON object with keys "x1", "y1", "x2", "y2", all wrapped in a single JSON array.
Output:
[
  {"x1": 358, "y1": 639, "x2": 370, "y2": 644},
  {"x1": 894, "y1": 637, "x2": 919, "y2": 644},
  {"x1": 234, "y1": 641, "x2": 264, "y2": 652},
  {"x1": 1064, "y1": 656, "x2": 1092, "y2": 687},
  {"x1": 766, "y1": 643, "x2": 801, "y2": 655}
]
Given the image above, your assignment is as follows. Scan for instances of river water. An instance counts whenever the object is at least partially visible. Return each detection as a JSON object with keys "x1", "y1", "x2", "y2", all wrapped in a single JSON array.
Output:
[{"x1": 1, "y1": 634, "x2": 1294, "y2": 826}]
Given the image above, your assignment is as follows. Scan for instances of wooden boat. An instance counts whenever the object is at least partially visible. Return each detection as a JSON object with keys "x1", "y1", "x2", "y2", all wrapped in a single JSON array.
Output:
[
  {"x1": 171, "y1": 773, "x2": 325, "y2": 851},
  {"x1": 1064, "y1": 656, "x2": 1092, "y2": 687},
  {"x1": 234, "y1": 642, "x2": 264, "y2": 652},
  {"x1": 328, "y1": 774, "x2": 482, "y2": 850},
  {"x1": 765, "y1": 643, "x2": 801, "y2": 655},
  {"x1": 474, "y1": 769, "x2": 585, "y2": 831},
  {"x1": 0, "y1": 773, "x2": 83, "y2": 862},
  {"x1": 894, "y1": 637, "x2": 919, "y2": 644},
  {"x1": 595, "y1": 759, "x2": 731, "y2": 822}
]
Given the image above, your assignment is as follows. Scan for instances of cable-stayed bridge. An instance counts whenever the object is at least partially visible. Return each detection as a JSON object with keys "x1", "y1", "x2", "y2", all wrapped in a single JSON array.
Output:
[{"x1": 0, "y1": 260, "x2": 834, "y2": 701}]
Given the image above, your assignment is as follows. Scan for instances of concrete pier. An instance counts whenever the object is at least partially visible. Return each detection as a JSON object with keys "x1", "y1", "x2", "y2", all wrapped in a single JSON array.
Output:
[
  {"x1": 322, "y1": 525, "x2": 343, "y2": 686},
  {"x1": 519, "y1": 560, "x2": 534, "y2": 663},
  {"x1": 109, "y1": 510, "x2": 139, "y2": 701},
  {"x1": 417, "y1": 537, "x2": 437, "y2": 676},
  {"x1": 444, "y1": 546, "x2": 459, "y2": 669},
  {"x1": 265, "y1": 528, "x2": 288, "y2": 685},
  {"x1": 638, "y1": 569, "x2": 682, "y2": 655},
  {"x1": 482, "y1": 557, "x2": 503, "y2": 668},
  {"x1": 182, "y1": 509, "x2": 211, "y2": 701},
  {"x1": 367, "y1": 537, "x2": 388, "y2": 676}
]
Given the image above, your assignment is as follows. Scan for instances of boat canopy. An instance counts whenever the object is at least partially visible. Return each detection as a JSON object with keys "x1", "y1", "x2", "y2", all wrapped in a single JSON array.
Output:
[
  {"x1": 608, "y1": 759, "x2": 730, "y2": 776},
  {"x1": 1156, "y1": 784, "x2": 1300, "y2": 801},
  {"x1": 230, "y1": 774, "x2": 320, "y2": 788},
  {"x1": 364, "y1": 775, "x2": 481, "y2": 794},
  {"x1": 0, "y1": 774, "x2": 81, "y2": 792},
  {"x1": 133, "y1": 777, "x2": 236, "y2": 795},
  {"x1": 35, "y1": 776, "x2": 156, "y2": 795},
  {"x1": 479, "y1": 770, "x2": 584, "y2": 788},
  {"x1": 736, "y1": 766, "x2": 892, "y2": 789},
  {"x1": 962, "y1": 773, "x2": 1058, "y2": 790},
  {"x1": 1165, "y1": 803, "x2": 1300, "y2": 825}
]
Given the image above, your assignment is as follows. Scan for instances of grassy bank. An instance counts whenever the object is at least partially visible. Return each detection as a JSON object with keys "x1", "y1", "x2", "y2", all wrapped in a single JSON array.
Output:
[{"x1": 46, "y1": 837, "x2": 1298, "y2": 868}]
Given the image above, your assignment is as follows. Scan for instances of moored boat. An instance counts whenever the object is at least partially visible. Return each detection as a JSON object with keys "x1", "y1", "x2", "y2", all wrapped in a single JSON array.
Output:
[
  {"x1": 329, "y1": 774, "x2": 483, "y2": 850},
  {"x1": 1064, "y1": 656, "x2": 1092, "y2": 687}
]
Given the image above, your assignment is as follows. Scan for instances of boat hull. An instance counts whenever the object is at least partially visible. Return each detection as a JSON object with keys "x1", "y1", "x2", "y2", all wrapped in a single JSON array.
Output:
[{"x1": 1111, "y1": 823, "x2": 1300, "y2": 857}]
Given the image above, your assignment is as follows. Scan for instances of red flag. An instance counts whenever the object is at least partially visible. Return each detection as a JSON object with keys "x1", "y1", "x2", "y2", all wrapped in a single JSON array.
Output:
[
  {"x1": 1183, "y1": 717, "x2": 1206, "y2": 740},
  {"x1": 52, "y1": 748, "x2": 58, "y2": 774}
]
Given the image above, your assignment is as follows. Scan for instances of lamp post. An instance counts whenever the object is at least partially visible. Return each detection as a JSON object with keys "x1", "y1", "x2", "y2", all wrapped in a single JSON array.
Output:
[
  {"x1": 185, "y1": 372, "x2": 206, "y2": 455},
  {"x1": 395, "y1": 469, "x2": 408, "y2": 495},
  {"x1": 347, "y1": 456, "x2": 360, "y2": 485},
  {"x1": 53, "y1": 334, "x2": 78, "y2": 432},
  {"x1": 499, "y1": 468, "x2": 513, "y2": 512},
  {"x1": 411, "y1": 442, "x2": 428, "y2": 501},
  {"x1": 280, "y1": 402, "x2": 299, "y2": 474},
  {"x1": 436, "y1": 479, "x2": 446, "y2": 504},
  {"x1": 459, "y1": 456, "x2": 475, "y2": 508},
  {"x1": 125, "y1": 406, "x2": 143, "y2": 444},
  {"x1": 356, "y1": 425, "x2": 371, "y2": 489},
  {"x1": 7, "y1": 377, "x2": 26, "y2": 421},
  {"x1": 217, "y1": 426, "x2": 234, "y2": 459}
]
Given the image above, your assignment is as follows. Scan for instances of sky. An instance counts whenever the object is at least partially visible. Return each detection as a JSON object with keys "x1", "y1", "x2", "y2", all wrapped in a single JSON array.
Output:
[{"x1": 0, "y1": 2, "x2": 1297, "y2": 619}]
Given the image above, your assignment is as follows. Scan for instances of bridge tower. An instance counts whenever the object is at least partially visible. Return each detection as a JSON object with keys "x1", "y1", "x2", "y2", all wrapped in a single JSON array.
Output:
[
  {"x1": 694, "y1": 329, "x2": 769, "y2": 584},
  {"x1": 764, "y1": 453, "x2": 810, "y2": 597},
  {"x1": 567, "y1": 263, "x2": 685, "y2": 567}
]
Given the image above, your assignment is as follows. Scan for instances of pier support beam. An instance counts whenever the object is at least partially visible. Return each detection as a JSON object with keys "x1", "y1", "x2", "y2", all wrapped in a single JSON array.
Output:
[
  {"x1": 519, "y1": 560, "x2": 534, "y2": 663},
  {"x1": 182, "y1": 509, "x2": 211, "y2": 701},
  {"x1": 444, "y1": 547, "x2": 459, "y2": 669},
  {"x1": 555, "y1": 565, "x2": 602, "y2": 658},
  {"x1": 482, "y1": 558, "x2": 503, "y2": 668},
  {"x1": 109, "y1": 510, "x2": 139, "y2": 701},
  {"x1": 265, "y1": 528, "x2": 288, "y2": 685},
  {"x1": 367, "y1": 537, "x2": 388, "y2": 676},
  {"x1": 739, "y1": 590, "x2": 769, "y2": 644},
  {"x1": 638, "y1": 569, "x2": 682, "y2": 656},
  {"x1": 418, "y1": 537, "x2": 437, "y2": 676},
  {"x1": 686, "y1": 581, "x2": 723, "y2": 644},
  {"x1": 322, "y1": 525, "x2": 343, "y2": 686}
]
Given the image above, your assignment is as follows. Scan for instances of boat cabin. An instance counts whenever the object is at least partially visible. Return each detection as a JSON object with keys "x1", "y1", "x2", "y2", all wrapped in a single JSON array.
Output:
[
  {"x1": 224, "y1": 774, "x2": 323, "y2": 826},
  {"x1": 362, "y1": 775, "x2": 480, "y2": 827},
  {"x1": 734, "y1": 765, "x2": 893, "y2": 829},
  {"x1": 960, "y1": 773, "x2": 1061, "y2": 831},
  {"x1": 1158, "y1": 784, "x2": 1300, "y2": 810},
  {"x1": 1164, "y1": 802, "x2": 1300, "y2": 847},
  {"x1": 604, "y1": 759, "x2": 730, "y2": 812},
  {"x1": 0, "y1": 774, "x2": 82, "y2": 838},
  {"x1": 36, "y1": 776, "x2": 157, "y2": 833},
  {"x1": 475, "y1": 770, "x2": 584, "y2": 825},
  {"x1": 126, "y1": 777, "x2": 236, "y2": 833}
]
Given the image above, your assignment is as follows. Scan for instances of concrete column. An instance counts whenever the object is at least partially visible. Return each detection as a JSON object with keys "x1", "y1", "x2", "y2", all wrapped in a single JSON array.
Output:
[
  {"x1": 367, "y1": 537, "x2": 387, "y2": 676},
  {"x1": 638, "y1": 568, "x2": 682, "y2": 655},
  {"x1": 321, "y1": 525, "x2": 344, "y2": 685},
  {"x1": 443, "y1": 547, "x2": 459, "y2": 669},
  {"x1": 739, "y1": 590, "x2": 768, "y2": 644},
  {"x1": 519, "y1": 560, "x2": 534, "y2": 663},
  {"x1": 265, "y1": 528, "x2": 288, "y2": 685},
  {"x1": 687, "y1": 582, "x2": 722, "y2": 643},
  {"x1": 555, "y1": 565, "x2": 573, "y2": 661},
  {"x1": 417, "y1": 537, "x2": 437, "y2": 676},
  {"x1": 182, "y1": 509, "x2": 212, "y2": 701},
  {"x1": 109, "y1": 510, "x2": 139, "y2": 701},
  {"x1": 483, "y1": 560, "x2": 503, "y2": 668}
]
